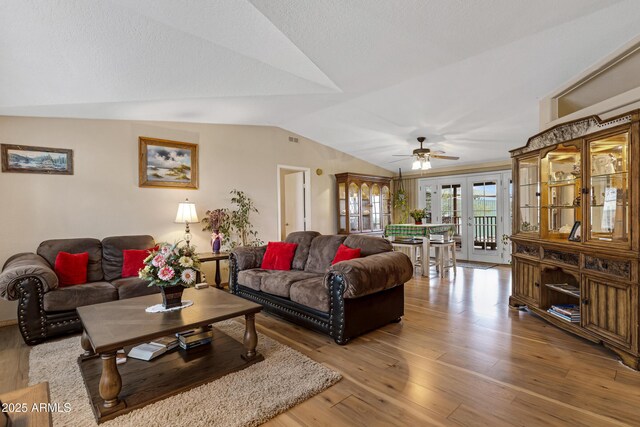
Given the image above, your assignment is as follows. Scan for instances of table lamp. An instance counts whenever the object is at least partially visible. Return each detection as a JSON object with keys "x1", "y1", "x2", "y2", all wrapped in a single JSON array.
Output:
[{"x1": 175, "y1": 199, "x2": 198, "y2": 247}]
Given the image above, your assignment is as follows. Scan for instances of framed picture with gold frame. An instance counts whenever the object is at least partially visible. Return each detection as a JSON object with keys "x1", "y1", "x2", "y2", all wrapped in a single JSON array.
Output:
[{"x1": 139, "y1": 137, "x2": 198, "y2": 189}]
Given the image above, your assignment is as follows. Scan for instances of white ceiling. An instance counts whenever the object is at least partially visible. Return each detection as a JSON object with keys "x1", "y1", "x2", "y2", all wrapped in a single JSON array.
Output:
[{"x1": 2, "y1": 0, "x2": 640, "y2": 171}]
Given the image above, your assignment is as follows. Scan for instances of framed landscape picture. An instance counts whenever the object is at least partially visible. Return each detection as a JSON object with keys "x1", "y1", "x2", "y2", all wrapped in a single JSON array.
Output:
[
  {"x1": 139, "y1": 137, "x2": 199, "y2": 189},
  {"x1": 1, "y1": 144, "x2": 73, "y2": 175}
]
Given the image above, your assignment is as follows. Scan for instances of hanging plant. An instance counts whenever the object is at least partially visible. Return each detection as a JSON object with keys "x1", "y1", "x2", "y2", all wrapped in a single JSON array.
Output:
[{"x1": 393, "y1": 168, "x2": 410, "y2": 224}]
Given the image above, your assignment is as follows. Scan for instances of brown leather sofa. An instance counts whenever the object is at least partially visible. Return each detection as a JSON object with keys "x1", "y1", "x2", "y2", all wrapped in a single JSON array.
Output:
[
  {"x1": 0, "y1": 235, "x2": 159, "y2": 345},
  {"x1": 230, "y1": 232, "x2": 413, "y2": 344}
]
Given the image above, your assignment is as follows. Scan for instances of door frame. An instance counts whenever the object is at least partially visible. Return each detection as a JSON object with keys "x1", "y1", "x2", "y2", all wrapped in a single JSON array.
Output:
[{"x1": 277, "y1": 165, "x2": 311, "y2": 240}]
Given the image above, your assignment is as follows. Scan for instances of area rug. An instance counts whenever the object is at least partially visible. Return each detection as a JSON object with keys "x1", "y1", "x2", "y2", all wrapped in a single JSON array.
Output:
[
  {"x1": 455, "y1": 261, "x2": 499, "y2": 270},
  {"x1": 29, "y1": 321, "x2": 341, "y2": 427}
]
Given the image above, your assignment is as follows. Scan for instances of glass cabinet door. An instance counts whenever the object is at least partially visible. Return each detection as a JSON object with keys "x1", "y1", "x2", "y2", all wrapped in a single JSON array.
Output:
[
  {"x1": 361, "y1": 183, "x2": 371, "y2": 231},
  {"x1": 371, "y1": 184, "x2": 381, "y2": 230},
  {"x1": 338, "y1": 182, "x2": 347, "y2": 233},
  {"x1": 518, "y1": 156, "x2": 540, "y2": 234},
  {"x1": 348, "y1": 182, "x2": 361, "y2": 232},
  {"x1": 382, "y1": 186, "x2": 391, "y2": 229},
  {"x1": 541, "y1": 144, "x2": 581, "y2": 239},
  {"x1": 587, "y1": 132, "x2": 629, "y2": 244}
]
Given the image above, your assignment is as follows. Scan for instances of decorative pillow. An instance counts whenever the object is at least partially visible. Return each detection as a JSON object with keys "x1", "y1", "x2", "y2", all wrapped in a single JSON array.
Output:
[
  {"x1": 121, "y1": 247, "x2": 156, "y2": 278},
  {"x1": 261, "y1": 242, "x2": 299, "y2": 271},
  {"x1": 54, "y1": 251, "x2": 89, "y2": 286},
  {"x1": 331, "y1": 244, "x2": 361, "y2": 265}
]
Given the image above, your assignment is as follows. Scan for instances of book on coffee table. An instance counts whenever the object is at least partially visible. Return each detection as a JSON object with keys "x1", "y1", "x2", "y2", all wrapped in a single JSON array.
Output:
[
  {"x1": 128, "y1": 343, "x2": 167, "y2": 361},
  {"x1": 150, "y1": 335, "x2": 179, "y2": 350}
]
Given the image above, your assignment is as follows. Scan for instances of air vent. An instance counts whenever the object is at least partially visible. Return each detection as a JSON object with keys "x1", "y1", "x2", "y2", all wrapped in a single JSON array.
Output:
[{"x1": 288, "y1": 136, "x2": 299, "y2": 143}]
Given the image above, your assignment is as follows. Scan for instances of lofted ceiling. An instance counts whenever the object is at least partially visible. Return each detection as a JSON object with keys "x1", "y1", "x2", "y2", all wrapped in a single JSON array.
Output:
[{"x1": 2, "y1": 0, "x2": 640, "y2": 171}]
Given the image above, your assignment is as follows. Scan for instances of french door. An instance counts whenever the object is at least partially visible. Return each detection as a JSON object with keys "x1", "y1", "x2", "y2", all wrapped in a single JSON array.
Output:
[{"x1": 419, "y1": 171, "x2": 512, "y2": 263}]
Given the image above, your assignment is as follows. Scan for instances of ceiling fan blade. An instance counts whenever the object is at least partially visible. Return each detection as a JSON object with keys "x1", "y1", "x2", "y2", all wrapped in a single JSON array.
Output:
[
  {"x1": 387, "y1": 158, "x2": 411, "y2": 164},
  {"x1": 431, "y1": 155, "x2": 460, "y2": 160},
  {"x1": 392, "y1": 154, "x2": 413, "y2": 157}
]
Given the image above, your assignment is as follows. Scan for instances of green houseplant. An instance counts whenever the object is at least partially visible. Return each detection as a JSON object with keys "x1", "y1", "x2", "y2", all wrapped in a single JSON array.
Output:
[
  {"x1": 202, "y1": 190, "x2": 263, "y2": 251},
  {"x1": 409, "y1": 208, "x2": 426, "y2": 225}
]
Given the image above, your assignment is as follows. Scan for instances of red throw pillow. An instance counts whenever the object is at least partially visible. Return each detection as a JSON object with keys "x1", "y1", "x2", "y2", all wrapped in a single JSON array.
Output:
[
  {"x1": 122, "y1": 247, "x2": 156, "y2": 278},
  {"x1": 261, "y1": 242, "x2": 298, "y2": 271},
  {"x1": 332, "y1": 244, "x2": 361, "y2": 265},
  {"x1": 54, "y1": 251, "x2": 89, "y2": 286}
]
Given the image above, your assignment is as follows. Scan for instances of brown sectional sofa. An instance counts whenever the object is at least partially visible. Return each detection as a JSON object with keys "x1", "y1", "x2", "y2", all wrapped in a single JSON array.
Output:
[
  {"x1": 0, "y1": 235, "x2": 159, "y2": 345},
  {"x1": 230, "y1": 231, "x2": 413, "y2": 344}
]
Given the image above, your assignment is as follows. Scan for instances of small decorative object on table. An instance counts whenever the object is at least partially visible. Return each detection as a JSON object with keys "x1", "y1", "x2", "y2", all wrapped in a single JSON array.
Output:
[
  {"x1": 202, "y1": 208, "x2": 229, "y2": 254},
  {"x1": 409, "y1": 208, "x2": 426, "y2": 225},
  {"x1": 138, "y1": 241, "x2": 201, "y2": 309}
]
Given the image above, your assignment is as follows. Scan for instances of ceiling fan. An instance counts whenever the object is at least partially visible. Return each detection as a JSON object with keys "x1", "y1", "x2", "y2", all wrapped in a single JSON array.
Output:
[{"x1": 392, "y1": 137, "x2": 459, "y2": 170}]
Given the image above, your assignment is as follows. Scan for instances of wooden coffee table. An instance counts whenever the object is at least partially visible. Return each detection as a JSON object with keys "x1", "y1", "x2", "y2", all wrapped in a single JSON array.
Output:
[{"x1": 76, "y1": 287, "x2": 263, "y2": 424}]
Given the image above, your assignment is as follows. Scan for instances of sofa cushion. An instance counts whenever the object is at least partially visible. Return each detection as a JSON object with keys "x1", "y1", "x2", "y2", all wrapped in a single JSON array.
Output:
[
  {"x1": 111, "y1": 277, "x2": 160, "y2": 299},
  {"x1": 343, "y1": 235, "x2": 393, "y2": 257},
  {"x1": 304, "y1": 235, "x2": 347, "y2": 274},
  {"x1": 290, "y1": 276, "x2": 329, "y2": 313},
  {"x1": 54, "y1": 251, "x2": 89, "y2": 286},
  {"x1": 332, "y1": 244, "x2": 361, "y2": 265},
  {"x1": 260, "y1": 271, "x2": 321, "y2": 298},
  {"x1": 43, "y1": 281, "x2": 117, "y2": 312},
  {"x1": 102, "y1": 235, "x2": 155, "y2": 281},
  {"x1": 38, "y1": 238, "x2": 103, "y2": 282},
  {"x1": 261, "y1": 242, "x2": 298, "y2": 271},
  {"x1": 122, "y1": 248, "x2": 156, "y2": 278},
  {"x1": 285, "y1": 231, "x2": 321, "y2": 270},
  {"x1": 237, "y1": 269, "x2": 272, "y2": 291}
]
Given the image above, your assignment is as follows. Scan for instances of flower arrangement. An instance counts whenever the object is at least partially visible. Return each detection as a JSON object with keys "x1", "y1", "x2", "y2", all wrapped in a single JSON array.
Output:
[
  {"x1": 139, "y1": 242, "x2": 201, "y2": 288},
  {"x1": 202, "y1": 208, "x2": 229, "y2": 232}
]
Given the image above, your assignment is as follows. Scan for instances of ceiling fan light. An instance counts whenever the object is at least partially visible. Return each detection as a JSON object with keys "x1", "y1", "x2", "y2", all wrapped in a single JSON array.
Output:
[
  {"x1": 421, "y1": 160, "x2": 432, "y2": 170},
  {"x1": 412, "y1": 159, "x2": 421, "y2": 170}
]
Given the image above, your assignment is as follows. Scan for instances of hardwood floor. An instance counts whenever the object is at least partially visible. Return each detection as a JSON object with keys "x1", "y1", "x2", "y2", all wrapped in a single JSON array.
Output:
[{"x1": 2, "y1": 266, "x2": 640, "y2": 426}]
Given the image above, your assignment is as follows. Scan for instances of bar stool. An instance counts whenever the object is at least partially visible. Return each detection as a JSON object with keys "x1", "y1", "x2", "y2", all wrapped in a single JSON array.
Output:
[
  {"x1": 391, "y1": 238, "x2": 423, "y2": 276},
  {"x1": 429, "y1": 235, "x2": 456, "y2": 278}
]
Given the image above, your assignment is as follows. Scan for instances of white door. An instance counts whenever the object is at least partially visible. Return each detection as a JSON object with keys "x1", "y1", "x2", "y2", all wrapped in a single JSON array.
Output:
[
  {"x1": 419, "y1": 177, "x2": 467, "y2": 260},
  {"x1": 419, "y1": 171, "x2": 512, "y2": 264},
  {"x1": 466, "y1": 175, "x2": 501, "y2": 263},
  {"x1": 284, "y1": 172, "x2": 305, "y2": 236}
]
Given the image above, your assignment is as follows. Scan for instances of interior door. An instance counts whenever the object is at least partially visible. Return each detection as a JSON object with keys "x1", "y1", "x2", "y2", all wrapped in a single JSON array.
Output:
[{"x1": 284, "y1": 172, "x2": 305, "y2": 236}]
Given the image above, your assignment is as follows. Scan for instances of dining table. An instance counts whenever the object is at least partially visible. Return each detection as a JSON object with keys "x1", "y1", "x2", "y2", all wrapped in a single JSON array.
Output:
[{"x1": 384, "y1": 223, "x2": 456, "y2": 276}]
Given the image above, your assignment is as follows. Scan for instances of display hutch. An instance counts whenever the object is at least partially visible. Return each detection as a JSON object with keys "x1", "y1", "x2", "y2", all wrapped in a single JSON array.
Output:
[
  {"x1": 335, "y1": 173, "x2": 392, "y2": 235},
  {"x1": 510, "y1": 110, "x2": 640, "y2": 369}
]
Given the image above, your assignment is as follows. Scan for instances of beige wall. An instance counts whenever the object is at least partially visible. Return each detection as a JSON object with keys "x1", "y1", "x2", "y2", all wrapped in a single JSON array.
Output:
[{"x1": 0, "y1": 116, "x2": 391, "y2": 321}]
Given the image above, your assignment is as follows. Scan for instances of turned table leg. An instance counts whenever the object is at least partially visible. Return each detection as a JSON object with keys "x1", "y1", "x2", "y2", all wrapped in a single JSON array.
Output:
[
  {"x1": 243, "y1": 313, "x2": 258, "y2": 360},
  {"x1": 99, "y1": 352, "x2": 122, "y2": 409},
  {"x1": 81, "y1": 330, "x2": 94, "y2": 358}
]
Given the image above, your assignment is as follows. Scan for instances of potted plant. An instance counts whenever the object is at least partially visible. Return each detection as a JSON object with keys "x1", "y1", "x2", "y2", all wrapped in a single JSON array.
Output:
[
  {"x1": 202, "y1": 208, "x2": 229, "y2": 254},
  {"x1": 227, "y1": 190, "x2": 263, "y2": 248},
  {"x1": 410, "y1": 208, "x2": 426, "y2": 225},
  {"x1": 139, "y1": 242, "x2": 201, "y2": 309}
]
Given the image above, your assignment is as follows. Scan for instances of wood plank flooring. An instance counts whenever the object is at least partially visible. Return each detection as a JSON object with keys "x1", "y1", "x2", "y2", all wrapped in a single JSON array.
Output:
[{"x1": 2, "y1": 266, "x2": 640, "y2": 426}]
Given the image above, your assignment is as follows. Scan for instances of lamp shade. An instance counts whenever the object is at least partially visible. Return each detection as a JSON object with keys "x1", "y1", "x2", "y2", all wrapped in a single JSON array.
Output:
[{"x1": 175, "y1": 199, "x2": 198, "y2": 223}]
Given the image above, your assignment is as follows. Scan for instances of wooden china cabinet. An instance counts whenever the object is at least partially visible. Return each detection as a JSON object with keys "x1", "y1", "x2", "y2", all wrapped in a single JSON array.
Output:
[
  {"x1": 335, "y1": 173, "x2": 392, "y2": 235},
  {"x1": 510, "y1": 110, "x2": 640, "y2": 369}
]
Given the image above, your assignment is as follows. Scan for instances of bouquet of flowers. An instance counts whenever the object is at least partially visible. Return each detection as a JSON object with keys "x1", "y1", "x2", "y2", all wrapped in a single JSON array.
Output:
[{"x1": 138, "y1": 242, "x2": 201, "y2": 288}]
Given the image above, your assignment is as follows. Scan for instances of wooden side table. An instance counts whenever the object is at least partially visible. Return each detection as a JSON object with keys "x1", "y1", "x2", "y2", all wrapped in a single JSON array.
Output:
[
  {"x1": 197, "y1": 252, "x2": 230, "y2": 289},
  {"x1": 0, "y1": 382, "x2": 52, "y2": 427}
]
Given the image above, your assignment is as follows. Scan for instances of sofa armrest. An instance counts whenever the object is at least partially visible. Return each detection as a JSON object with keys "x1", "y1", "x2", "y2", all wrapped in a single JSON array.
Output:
[
  {"x1": 328, "y1": 251, "x2": 413, "y2": 299},
  {"x1": 0, "y1": 253, "x2": 58, "y2": 301},
  {"x1": 230, "y1": 246, "x2": 267, "y2": 271}
]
